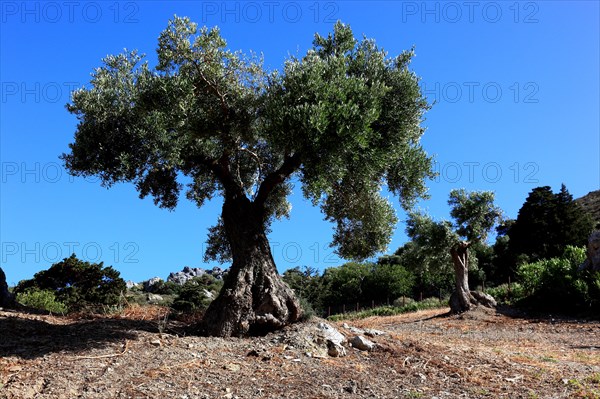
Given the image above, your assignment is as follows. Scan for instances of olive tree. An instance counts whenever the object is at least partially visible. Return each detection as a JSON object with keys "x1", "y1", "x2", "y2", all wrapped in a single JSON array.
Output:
[
  {"x1": 62, "y1": 18, "x2": 434, "y2": 336},
  {"x1": 407, "y1": 189, "x2": 502, "y2": 313}
]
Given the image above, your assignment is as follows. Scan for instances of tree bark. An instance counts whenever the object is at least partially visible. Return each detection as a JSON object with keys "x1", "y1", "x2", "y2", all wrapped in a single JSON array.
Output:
[
  {"x1": 0, "y1": 267, "x2": 14, "y2": 308},
  {"x1": 450, "y1": 241, "x2": 473, "y2": 313},
  {"x1": 199, "y1": 194, "x2": 302, "y2": 337},
  {"x1": 449, "y1": 242, "x2": 496, "y2": 313}
]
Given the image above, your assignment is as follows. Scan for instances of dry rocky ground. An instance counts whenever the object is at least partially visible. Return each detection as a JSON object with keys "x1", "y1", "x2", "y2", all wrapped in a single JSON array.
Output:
[{"x1": 1, "y1": 306, "x2": 599, "y2": 399}]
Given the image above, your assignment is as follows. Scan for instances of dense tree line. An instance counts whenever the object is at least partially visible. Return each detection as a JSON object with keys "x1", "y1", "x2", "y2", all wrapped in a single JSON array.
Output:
[{"x1": 283, "y1": 185, "x2": 597, "y2": 315}]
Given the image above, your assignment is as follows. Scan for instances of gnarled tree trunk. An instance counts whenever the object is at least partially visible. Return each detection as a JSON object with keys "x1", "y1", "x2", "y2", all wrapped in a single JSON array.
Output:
[
  {"x1": 449, "y1": 241, "x2": 496, "y2": 313},
  {"x1": 199, "y1": 194, "x2": 302, "y2": 337},
  {"x1": 0, "y1": 267, "x2": 14, "y2": 308}
]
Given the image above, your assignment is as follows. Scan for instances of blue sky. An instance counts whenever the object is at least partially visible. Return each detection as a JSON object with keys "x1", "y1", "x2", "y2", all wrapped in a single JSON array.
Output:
[{"x1": 1, "y1": 1, "x2": 598, "y2": 284}]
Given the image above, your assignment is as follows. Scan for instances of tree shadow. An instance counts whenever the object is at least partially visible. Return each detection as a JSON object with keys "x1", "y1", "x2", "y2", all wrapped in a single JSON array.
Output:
[{"x1": 0, "y1": 311, "x2": 160, "y2": 359}]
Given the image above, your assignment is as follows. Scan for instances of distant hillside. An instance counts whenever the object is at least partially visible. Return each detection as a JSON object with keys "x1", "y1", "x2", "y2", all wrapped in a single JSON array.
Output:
[{"x1": 576, "y1": 189, "x2": 600, "y2": 229}]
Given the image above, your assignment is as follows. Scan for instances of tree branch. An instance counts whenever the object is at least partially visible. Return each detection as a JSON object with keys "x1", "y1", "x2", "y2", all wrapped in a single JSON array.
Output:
[{"x1": 253, "y1": 153, "x2": 302, "y2": 208}]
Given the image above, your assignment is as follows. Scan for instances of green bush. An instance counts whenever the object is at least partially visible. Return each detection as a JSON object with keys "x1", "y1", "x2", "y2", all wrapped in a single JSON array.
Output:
[
  {"x1": 485, "y1": 283, "x2": 525, "y2": 305},
  {"x1": 148, "y1": 280, "x2": 182, "y2": 296},
  {"x1": 14, "y1": 254, "x2": 126, "y2": 312},
  {"x1": 393, "y1": 296, "x2": 415, "y2": 307},
  {"x1": 516, "y1": 246, "x2": 597, "y2": 311},
  {"x1": 171, "y1": 275, "x2": 222, "y2": 312},
  {"x1": 328, "y1": 297, "x2": 446, "y2": 321},
  {"x1": 16, "y1": 288, "x2": 67, "y2": 314}
]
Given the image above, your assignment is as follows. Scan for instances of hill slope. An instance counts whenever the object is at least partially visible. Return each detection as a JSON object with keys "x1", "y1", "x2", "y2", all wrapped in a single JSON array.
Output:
[{"x1": 576, "y1": 189, "x2": 600, "y2": 228}]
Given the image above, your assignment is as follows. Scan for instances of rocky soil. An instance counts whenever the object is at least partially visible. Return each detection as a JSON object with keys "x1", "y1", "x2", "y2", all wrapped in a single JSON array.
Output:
[{"x1": 1, "y1": 306, "x2": 599, "y2": 398}]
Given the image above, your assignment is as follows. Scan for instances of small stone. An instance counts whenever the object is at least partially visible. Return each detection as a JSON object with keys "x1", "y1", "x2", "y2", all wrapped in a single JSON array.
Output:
[
  {"x1": 150, "y1": 339, "x2": 162, "y2": 347},
  {"x1": 327, "y1": 340, "x2": 347, "y2": 357},
  {"x1": 364, "y1": 328, "x2": 385, "y2": 337},
  {"x1": 224, "y1": 363, "x2": 240, "y2": 372},
  {"x1": 8, "y1": 366, "x2": 22, "y2": 372},
  {"x1": 350, "y1": 335, "x2": 375, "y2": 351}
]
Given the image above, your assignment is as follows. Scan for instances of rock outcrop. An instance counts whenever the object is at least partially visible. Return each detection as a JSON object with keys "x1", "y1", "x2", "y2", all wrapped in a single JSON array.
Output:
[
  {"x1": 167, "y1": 266, "x2": 227, "y2": 285},
  {"x1": 581, "y1": 230, "x2": 600, "y2": 272}
]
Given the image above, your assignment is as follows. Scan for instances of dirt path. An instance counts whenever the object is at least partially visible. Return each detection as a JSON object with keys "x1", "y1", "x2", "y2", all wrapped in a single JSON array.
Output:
[{"x1": 1, "y1": 307, "x2": 598, "y2": 398}]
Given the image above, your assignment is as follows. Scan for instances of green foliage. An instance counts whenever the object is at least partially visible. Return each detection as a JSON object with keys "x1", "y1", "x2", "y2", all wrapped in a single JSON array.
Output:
[
  {"x1": 282, "y1": 266, "x2": 327, "y2": 313},
  {"x1": 448, "y1": 189, "x2": 503, "y2": 243},
  {"x1": 148, "y1": 280, "x2": 182, "y2": 295},
  {"x1": 171, "y1": 275, "x2": 223, "y2": 312},
  {"x1": 62, "y1": 17, "x2": 433, "y2": 264},
  {"x1": 403, "y1": 190, "x2": 503, "y2": 298},
  {"x1": 484, "y1": 283, "x2": 525, "y2": 305},
  {"x1": 395, "y1": 241, "x2": 455, "y2": 297},
  {"x1": 508, "y1": 185, "x2": 594, "y2": 264},
  {"x1": 322, "y1": 262, "x2": 371, "y2": 306},
  {"x1": 327, "y1": 297, "x2": 446, "y2": 322},
  {"x1": 14, "y1": 254, "x2": 126, "y2": 312},
  {"x1": 517, "y1": 246, "x2": 598, "y2": 311},
  {"x1": 365, "y1": 260, "x2": 415, "y2": 302},
  {"x1": 16, "y1": 288, "x2": 68, "y2": 314}
]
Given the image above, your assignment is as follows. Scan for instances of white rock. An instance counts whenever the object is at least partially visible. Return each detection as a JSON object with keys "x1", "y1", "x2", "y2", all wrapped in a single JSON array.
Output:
[
  {"x1": 350, "y1": 335, "x2": 375, "y2": 351},
  {"x1": 317, "y1": 322, "x2": 346, "y2": 346}
]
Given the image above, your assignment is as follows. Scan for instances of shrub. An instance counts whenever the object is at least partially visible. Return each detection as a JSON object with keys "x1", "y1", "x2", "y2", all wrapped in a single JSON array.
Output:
[
  {"x1": 328, "y1": 297, "x2": 446, "y2": 321},
  {"x1": 516, "y1": 246, "x2": 597, "y2": 311},
  {"x1": 485, "y1": 283, "x2": 525, "y2": 305},
  {"x1": 171, "y1": 275, "x2": 222, "y2": 312},
  {"x1": 393, "y1": 296, "x2": 415, "y2": 307},
  {"x1": 14, "y1": 254, "x2": 126, "y2": 312},
  {"x1": 16, "y1": 288, "x2": 67, "y2": 314}
]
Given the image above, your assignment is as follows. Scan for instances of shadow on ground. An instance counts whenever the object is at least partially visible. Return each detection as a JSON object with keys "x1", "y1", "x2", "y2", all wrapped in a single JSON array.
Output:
[{"x1": 0, "y1": 312, "x2": 159, "y2": 359}]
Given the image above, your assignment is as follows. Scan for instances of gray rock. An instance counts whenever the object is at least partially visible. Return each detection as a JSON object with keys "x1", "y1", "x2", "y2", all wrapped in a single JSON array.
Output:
[
  {"x1": 364, "y1": 328, "x2": 385, "y2": 337},
  {"x1": 471, "y1": 291, "x2": 497, "y2": 308},
  {"x1": 167, "y1": 266, "x2": 207, "y2": 285},
  {"x1": 125, "y1": 280, "x2": 140, "y2": 290},
  {"x1": 202, "y1": 289, "x2": 215, "y2": 299},
  {"x1": 581, "y1": 230, "x2": 600, "y2": 272},
  {"x1": 350, "y1": 335, "x2": 375, "y2": 351},
  {"x1": 207, "y1": 266, "x2": 226, "y2": 280},
  {"x1": 327, "y1": 340, "x2": 347, "y2": 357},
  {"x1": 143, "y1": 277, "x2": 163, "y2": 292},
  {"x1": 317, "y1": 322, "x2": 346, "y2": 346},
  {"x1": 147, "y1": 293, "x2": 164, "y2": 303}
]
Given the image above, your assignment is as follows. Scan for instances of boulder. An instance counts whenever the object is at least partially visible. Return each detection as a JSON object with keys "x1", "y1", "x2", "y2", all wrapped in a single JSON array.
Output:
[
  {"x1": 317, "y1": 322, "x2": 346, "y2": 346},
  {"x1": 126, "y1": 280, "x2": 140, "y2": 290},
  {"x1": 147, "y1": 293, "x2": 164, "y2": 303},
  {"x1": 327, "y1": 340, "x2": 347, "y2": 357},
  {"x1": 470, "y1": 291, "x2": 497, "y2": 308},
  {"x1": 581, "y1": 230, "x2": 600, "y2": 272},
  {"x1": 350, "y1": 335, "x2": 375, "y2": 351},
  {"x1": 167, "y1": 266, "x2": 206, "y2": 285},
  {"x1": 143, "y1": 277, "x2": 163, "y2": 292},
  {"x1": 207, "y1": 266, "x2": 226, "y2": 280}
]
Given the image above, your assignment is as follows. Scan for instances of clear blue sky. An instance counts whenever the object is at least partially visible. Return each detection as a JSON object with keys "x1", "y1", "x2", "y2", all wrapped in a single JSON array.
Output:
[{"x1": 1, "y1": 1, "x2": 598, "y2": 284}]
